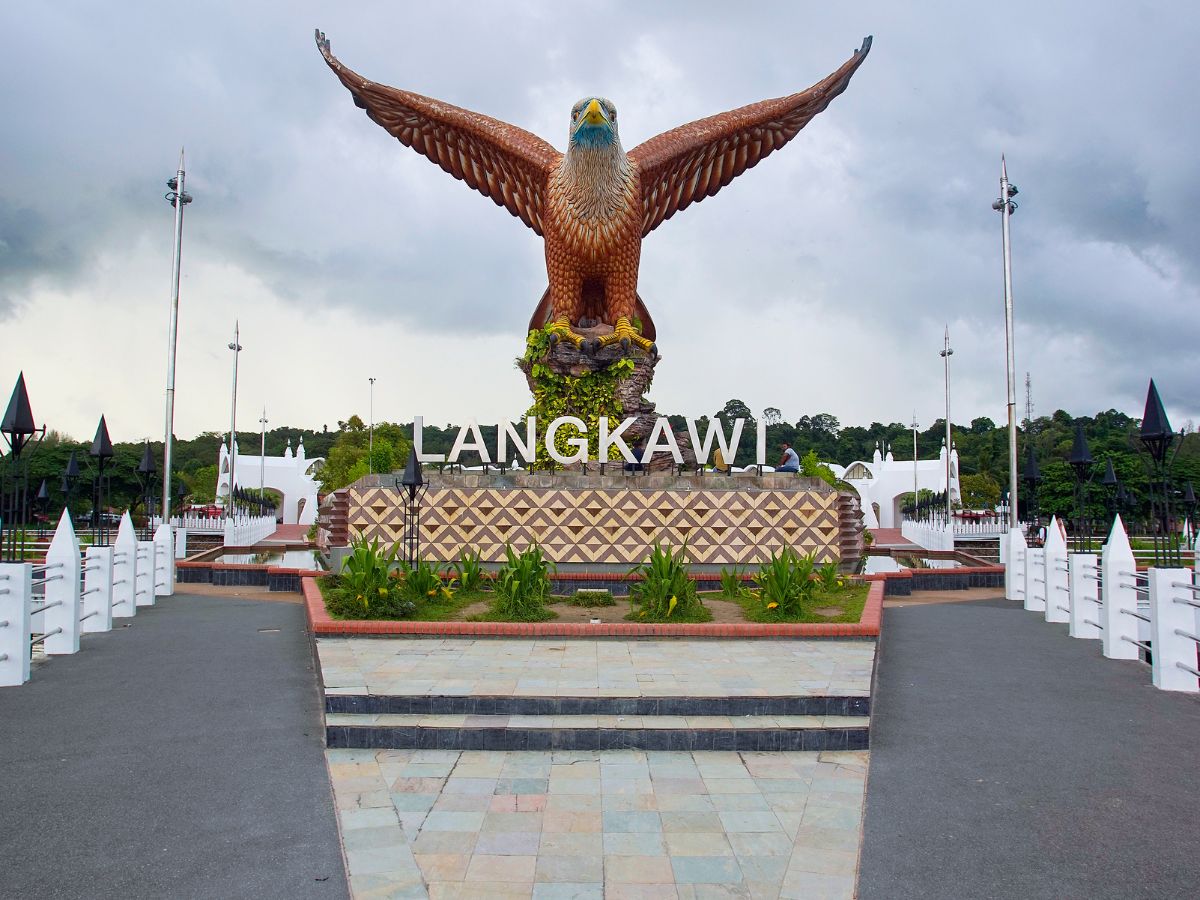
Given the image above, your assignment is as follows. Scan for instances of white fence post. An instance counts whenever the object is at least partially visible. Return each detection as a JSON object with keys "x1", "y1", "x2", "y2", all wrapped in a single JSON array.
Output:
[
  {"x1": 1068, "y1": 553, "x2": 1101, "y2": 640},
  {"x1": 81, "y1": 546, "x2": 114, "y2": 634},
  {"x1": 41, "y1": 511, "x2": 81, "y2": 656},
  {"x1": 1025, "y1": 546, "x2": 1046, "y2": 612},
  {"x1": 1043, "y1": 519, "x2": 1070, "y2": 624},
  {"x1": 1100, "y1": 516, "x2": 1139, "y2": 660},
  {"x1": 135, "y1": 539, "x2": 156, "y2": 608},
  {"x1": 1006, "y1": 528, "x2": 1027, "y2": 602},
  {"x1": 154, "y1": 524, "x2": 175, "y2": 595},
  {"x1": 1148, "y1": 568, "x2": 1199, "y2": 693},
  {"x1": 111, "y1": 514, "x2": 138, "y2": 619},
  {"x1": 0, "y1": 563, "x2": 32, "y2": 686}
]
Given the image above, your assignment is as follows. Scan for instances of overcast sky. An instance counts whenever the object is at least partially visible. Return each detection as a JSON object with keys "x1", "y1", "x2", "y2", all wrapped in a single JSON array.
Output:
[{"x1": 2, "y1": 1, "x2": 1196, "y2": 446}]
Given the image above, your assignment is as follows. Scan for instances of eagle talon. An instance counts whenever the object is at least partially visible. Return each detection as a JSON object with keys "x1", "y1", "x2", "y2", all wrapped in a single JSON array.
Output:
[
  {"x1": 598, "y1": 316, "x2": 655, "y2": 352},
  {"x1": 548, "y1": 317, "x2": 584, "y2": 348}
]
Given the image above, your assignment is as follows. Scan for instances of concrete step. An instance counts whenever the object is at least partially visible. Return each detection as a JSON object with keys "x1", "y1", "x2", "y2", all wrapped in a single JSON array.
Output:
[
  {"x1": 325, "y1": 711, "x2": 870, "y2": 751},
  {"x1": 324, "y1": 692, "x2": 869, "y2": 718}
]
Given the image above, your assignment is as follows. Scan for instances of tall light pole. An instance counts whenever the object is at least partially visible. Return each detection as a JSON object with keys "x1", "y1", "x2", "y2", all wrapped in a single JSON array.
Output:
[
  {"x1": 994, "y1": 156, "x2": 1020, "y2": 528},
  {"x1": 368, "y1": 376, "x2": 376, "y2": 475},
  {"x1": 226, "y1": 322, "x2": 243, "y2": 519},
  {"x1": 940, "y1": 326, "x2": 954, "y2": 520},
  {"x1": 162, "y1": 149, "x2": 192, "y2": 520},
  {"x1": 911, "y1": 412, "x2": 919, "y2": 521},
  {"x1": 259, "y1": 406, "x2": 268, "y2": 493}
]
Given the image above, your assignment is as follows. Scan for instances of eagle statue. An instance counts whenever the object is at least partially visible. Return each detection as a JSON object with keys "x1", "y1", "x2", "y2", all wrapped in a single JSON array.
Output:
[{"x1": 315, "y1": 31, "x2": 871, "y2": 353}]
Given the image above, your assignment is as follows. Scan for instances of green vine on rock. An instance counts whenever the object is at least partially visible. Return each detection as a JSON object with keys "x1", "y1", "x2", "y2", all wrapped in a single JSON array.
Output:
[{"x1": 518, "y1": 326, "x2": 637, "y2": 468}]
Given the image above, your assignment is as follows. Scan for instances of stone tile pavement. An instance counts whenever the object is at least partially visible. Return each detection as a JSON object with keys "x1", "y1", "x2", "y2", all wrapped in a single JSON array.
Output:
[
  {"x1": 328, "y1": 747, "x2": 867, "y2": 898},
  {"x1": 319, "y1": 639, "x2": 874, "y2": 699}
]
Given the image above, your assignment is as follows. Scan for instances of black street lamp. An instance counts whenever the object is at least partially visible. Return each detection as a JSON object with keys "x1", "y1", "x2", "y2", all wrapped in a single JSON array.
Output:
[
  {"x1": 1, "y1": 373, "x2": 45, "y2": 561},
  {"x1": 35, "y1": 479, "x2": 49, "y2": 538},
  {"x1": 1068, "y1": 423, "x2": 1093, "y2": 551},
  {"x1": 90, "y1": 415, "x2": 114, "y2": 544},
  {"x1": 1139, "y1": 379, "x2": 1180, "y2": 565},
  {"x1": 1183, "y1": 481, "x2": 1197, "y2": 551},
  {"x1": 397, "y1": 447, "x2": 429, "y2": 567},
  {"x1": 1101, "y1": 458, "x2": 1120, "y2": 526},
  {"x1": 137, "y1": 440, "x2": 157, "y2": 539},
  {"x1": 61, "y1": 450, "x2": 81, "y2": 506},
  {"x1": 1022, "y1": 444, "x2": 1042, "y2": 527}
]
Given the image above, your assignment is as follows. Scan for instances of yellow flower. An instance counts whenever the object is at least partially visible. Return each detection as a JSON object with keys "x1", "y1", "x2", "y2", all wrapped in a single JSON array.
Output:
[
  {"x1": 767, "y1": 602, "x2": 779, "y2": 609},
  {"x1": 427, "y1": 589, "x2": 437, "y2": 596}
]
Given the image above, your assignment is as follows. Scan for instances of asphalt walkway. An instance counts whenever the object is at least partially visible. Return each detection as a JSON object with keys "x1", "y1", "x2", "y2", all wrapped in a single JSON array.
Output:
[
  {"x1": 859, "y1": 595, "x2": 1200, "y2": 899},
  {"x1": 0, "y1": 593, "x2": 347, "y2": 900}
]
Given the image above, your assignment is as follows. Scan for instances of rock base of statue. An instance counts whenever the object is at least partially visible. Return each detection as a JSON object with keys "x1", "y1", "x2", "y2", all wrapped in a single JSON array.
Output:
[{"x1": 518, "y1": 324, "x2": 695, "y2": 471}]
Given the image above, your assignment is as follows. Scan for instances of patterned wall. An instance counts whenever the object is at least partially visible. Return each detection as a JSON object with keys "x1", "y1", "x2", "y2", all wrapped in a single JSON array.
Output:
[{"x1": 347, "y1": 477, "x2": 840, "y2": 565}]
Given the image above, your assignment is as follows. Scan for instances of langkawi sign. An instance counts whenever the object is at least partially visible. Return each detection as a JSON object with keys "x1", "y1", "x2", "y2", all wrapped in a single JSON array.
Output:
[{"x1": 413, "y1": 416, "x2": 771, "y2": 467}]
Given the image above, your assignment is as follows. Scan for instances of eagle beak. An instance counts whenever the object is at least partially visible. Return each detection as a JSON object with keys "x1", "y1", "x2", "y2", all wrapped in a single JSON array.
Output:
[{"x1": 582, "y1": 99, "x2": 607, "y2": 126}]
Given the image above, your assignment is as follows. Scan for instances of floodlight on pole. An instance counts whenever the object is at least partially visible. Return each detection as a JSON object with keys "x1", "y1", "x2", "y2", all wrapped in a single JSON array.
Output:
[
  {"x1": 369, "y1": 376, "x2": 376, "y2": 475},
  {"x1": 163, "y1": 149, "x2": 192, "y2": 522},
  {"x1": 226, "y1": 322, "x2": 243, "y2": 519},
  {"x1": 259, "y1": 407, "x2": 268, "y2": 494},
  {"x1": 993, "y1": 156, "x2": 1020, "y2": 529},
  {"x1": 939, "y1": 326, "x2": 954, "y2": 520},
  {"x1": 910, "y1": 413, "x2": 919, "y2": 521}
]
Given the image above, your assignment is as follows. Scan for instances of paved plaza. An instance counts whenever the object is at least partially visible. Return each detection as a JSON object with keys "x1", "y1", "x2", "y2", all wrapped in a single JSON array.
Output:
[
  {"x1": 327, "y1": 747, "x2": 868, "y2": 899},
  {"x1": 318, "y1": 638, "x2": 874, "y2": 700}
]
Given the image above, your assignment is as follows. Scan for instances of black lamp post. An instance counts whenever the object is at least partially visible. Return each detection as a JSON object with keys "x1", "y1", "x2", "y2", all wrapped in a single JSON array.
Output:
[
  {"x1": 1068, "y1": 423, "x2": 1093, "y2": 551},
  {"x1": 397, "y1": 447, "x2": 429, "y2": 567},
  {"x1": 1, "y1": 373, "x2": 45, "y2": 561},
  {"x1": 1022, "y1": 444, "x2": 1042, "y2": 527},
  {"x1": 1100, "y1": 458, "x2": 1120, "y2": 528},
  {"x1": 1182, "y1": 481, "x2": 1197, "y2": 552},
  {"x1": 61, "y1": 450, "x2": 81, "y2": 509},
  {"x1": 1139, "y1": 379, "x2": 1179, "y2": 565},
  {"x1": 137, "y1": 440, "x2": 157, "y2": 539},
  {"x1": 90, "y1": 415, "x2": 114, "y2": 544},
  {"x1": 35, "y1": 479, "x2": 49, "y2": 538}
]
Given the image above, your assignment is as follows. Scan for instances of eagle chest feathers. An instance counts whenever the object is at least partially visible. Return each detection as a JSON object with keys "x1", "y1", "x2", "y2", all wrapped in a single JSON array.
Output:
[{"x1": 546, "y1": 147, "x2": 641, "y2": 264}]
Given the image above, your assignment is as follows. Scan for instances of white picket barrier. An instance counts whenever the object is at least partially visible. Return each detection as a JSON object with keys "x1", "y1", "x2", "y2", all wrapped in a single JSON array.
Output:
[
  {"x1": 111, "y1": 516, "x2": 138, "y2": 619},
  {"x1": 223, "y1": 515, "x2": 276, "y2": 547},
  {"x1": 81, "y1": 546, "x2": 114, "y2": 634},
  {"x1": 1025, "y1": 546, "x2": 1046, "y2": 613},
  {"x1": 1043, "y1": 520, "x2": 1070, "y2": 624},
  {"x1": 1147, "y1": 568, "x2": 1199, "y2": 693},
  {"x1": 1005, "y1": 529, "x2": 1027, "y2": 602},
  {"x1": 1100, "y1": 516, "x2": 1140, "y2": 661},
  {"x1": 154, "y1": 524, "x2": 175, "y2": 596},
  {"x1": 1068, "y1": 553, "x2": 1101, "y2": 640},
  {"x1": 39, "y1": 512, "x2": 81, "y2": 656},
  {"x1": 135, "y1": 539, "x2": 157, "y2": 608},
  {"x1": 0, "y1": 563, "x2": 32, "y2": 686}
]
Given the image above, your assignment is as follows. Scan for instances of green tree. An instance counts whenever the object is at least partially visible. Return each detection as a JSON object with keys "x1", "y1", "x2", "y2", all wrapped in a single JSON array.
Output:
[{"x1": 960, "y1": 473, "x2": 1001, "y2": 509}]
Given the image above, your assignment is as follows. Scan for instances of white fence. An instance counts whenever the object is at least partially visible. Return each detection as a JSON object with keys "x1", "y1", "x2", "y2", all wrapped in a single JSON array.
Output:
[
  {"x1": 1004, "y1": 515, "x2": 1200, "y2": 694},
  {"x1": 0, "y1": 510, "x2": 177, "y2": 687},
  {"x1": 223, "y1": 515, "x2": 276, "y2": 547}
]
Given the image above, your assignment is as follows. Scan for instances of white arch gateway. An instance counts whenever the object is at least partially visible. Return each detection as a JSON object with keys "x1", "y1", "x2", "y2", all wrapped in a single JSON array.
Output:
[
  {"x1": 217, "y1": 437, "x2": 323, "y2": 526},
  {"x1": 826, "y1": 441, "x2": 961, "y2": 530}
]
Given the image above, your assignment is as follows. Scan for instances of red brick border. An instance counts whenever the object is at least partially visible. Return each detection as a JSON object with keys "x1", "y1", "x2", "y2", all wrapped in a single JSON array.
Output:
[{"x1": 302, "y1": 576, "x2": 882, "y2": 638}]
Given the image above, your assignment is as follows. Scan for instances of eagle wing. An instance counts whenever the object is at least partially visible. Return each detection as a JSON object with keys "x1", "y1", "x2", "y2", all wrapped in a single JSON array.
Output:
[
  {"x1": 316, "y1": 31, "x2": 562, "y2": 236},
  {"x1": 629, "y1": 37, "x2": 872, "y2": 237}
]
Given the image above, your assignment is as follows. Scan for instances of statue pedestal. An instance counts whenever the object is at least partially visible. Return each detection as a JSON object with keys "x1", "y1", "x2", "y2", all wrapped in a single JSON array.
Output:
[{"x1": 517, "y1": 329, "x2": 693, "y2": 470}]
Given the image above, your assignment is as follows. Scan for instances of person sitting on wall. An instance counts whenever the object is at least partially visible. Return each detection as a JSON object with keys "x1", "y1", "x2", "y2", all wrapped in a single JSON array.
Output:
[
  {"x1": 711, "y1": 448, "x2": 731, "y2": 474},
  {"x1": 777, "y1": 442, "x2": 800, "y2": 473},
  {"x1": 624, "y1": 437, "x2": 646, "y2": 473}
]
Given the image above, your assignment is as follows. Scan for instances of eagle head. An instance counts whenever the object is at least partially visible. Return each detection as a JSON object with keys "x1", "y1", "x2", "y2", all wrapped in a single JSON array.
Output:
[{"x1": 570, "y1": 98, "x2": 619, "y2": 149}]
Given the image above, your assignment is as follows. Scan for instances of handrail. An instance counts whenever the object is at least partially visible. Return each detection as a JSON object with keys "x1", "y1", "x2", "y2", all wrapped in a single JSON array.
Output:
[
  {"x1": 28, "y1": 600, "x2": 62, "y2": 615},
  {"x1": 30, "y1": 628, "x2": 63, "y2": 645},
  {"x1": 1120, "y1": 609, "x2": 1150, "y2": 623}
]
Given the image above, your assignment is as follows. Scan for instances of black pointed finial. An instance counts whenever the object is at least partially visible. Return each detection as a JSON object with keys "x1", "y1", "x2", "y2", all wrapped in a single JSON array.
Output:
[
  {"x1": 1101, "y1": 458, "x2": 1118, "y2": 487},
  {"x1": 1069, "y1": 423, "x2": 1093, "y2": 480},
  {"x1": 400, "y1": 447, "x2": 424, "y2": 500},
  {"x1": 36, "y1": 479, "x2": 49, "y2": 502},
  {"x1": 137, "y1": 440, "x2": 156, "y2": 476},
  {"x1": 1, "y1": 372, "x2": 38, "y2": 457},
  {"x1": 65, "y1": 450, "x2": 80, "y2": 479},
  {"x1": 90, "y1": 416, "x2": 114, "y2": 460},
  {"x1": 1139, "y1": 379, "x2": 1174, "y2": 465}
]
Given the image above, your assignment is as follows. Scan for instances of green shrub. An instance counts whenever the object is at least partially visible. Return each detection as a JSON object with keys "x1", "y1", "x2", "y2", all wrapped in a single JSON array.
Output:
[
  {"x1": 400, "y1": 557, "x2": 456, "y2": 603},
  {"x1": 719, "y1": 565, "x2": 746, "y2": 598},
  {"x1": 493, "y1": 544, "x2": 555, "y2": 621},
  {"x1": 452, "y1": 549, "x2": 488, "y2": 593},
  {"x1": 571, "y1": 589, "x2": 615, "y2": 607},
  {"x1": 629, "y1": 543, "x2": 701, "y2": 620},
  {"x1": 755, "y1": 549, "x2": 818, "y2": 616},
  {"x1": 816, "y1": 561, "x2": 843, "y2": 593},
  {"x1": 325, "y1": 537, "x2": 415, "y2": 619}
]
